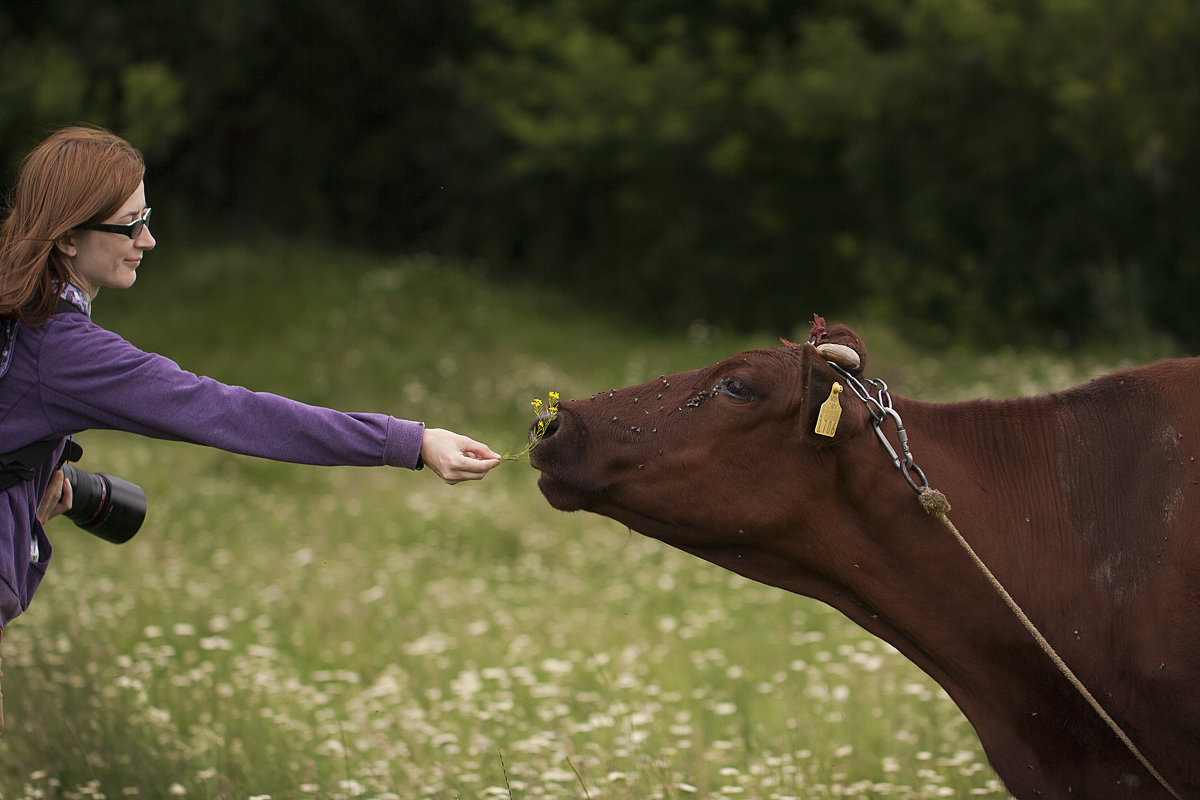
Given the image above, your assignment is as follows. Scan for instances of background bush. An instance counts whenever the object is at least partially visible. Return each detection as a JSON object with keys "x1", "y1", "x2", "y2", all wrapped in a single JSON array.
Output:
[{"x1": 3, "y1": 0, "x2": 1199, "y2": 347}]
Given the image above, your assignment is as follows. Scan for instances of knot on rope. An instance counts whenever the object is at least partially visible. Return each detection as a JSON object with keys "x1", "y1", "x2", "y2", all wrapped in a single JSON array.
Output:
[{"x1": 919, "y1": 487, "x2": 951, "y2": 515}]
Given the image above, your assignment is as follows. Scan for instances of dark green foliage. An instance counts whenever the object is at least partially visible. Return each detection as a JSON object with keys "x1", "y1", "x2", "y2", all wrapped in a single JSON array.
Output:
[{"x1": 3, "y1": 0, "x2": 1199, "y2": 347}]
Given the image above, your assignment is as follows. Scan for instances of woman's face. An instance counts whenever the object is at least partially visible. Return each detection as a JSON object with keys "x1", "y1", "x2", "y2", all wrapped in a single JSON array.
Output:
[{"x1": 59, "y1": 182, "x2": 156, "y2": 300}]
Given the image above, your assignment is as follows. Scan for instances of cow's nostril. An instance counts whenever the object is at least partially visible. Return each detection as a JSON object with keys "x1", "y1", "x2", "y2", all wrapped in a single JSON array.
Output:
[{"x1": 529, "y1": 411, "x2": 561, "y2": 445}]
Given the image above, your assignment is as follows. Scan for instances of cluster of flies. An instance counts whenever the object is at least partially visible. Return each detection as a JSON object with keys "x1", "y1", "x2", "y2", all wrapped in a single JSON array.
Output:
[{"x1": 587, "y1": 376, "x2": 723, "y2": 470}]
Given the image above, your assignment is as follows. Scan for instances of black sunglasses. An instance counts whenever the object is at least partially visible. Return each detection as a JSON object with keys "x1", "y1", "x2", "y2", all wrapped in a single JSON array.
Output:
[{"x1": 81, "y1": 207, "x2": 152, "y2": 239}]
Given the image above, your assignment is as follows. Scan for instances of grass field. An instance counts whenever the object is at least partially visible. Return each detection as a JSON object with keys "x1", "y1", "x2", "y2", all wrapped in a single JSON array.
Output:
[{"x1": 0, "y1": 241, "x2": 1177, "y2": 799}]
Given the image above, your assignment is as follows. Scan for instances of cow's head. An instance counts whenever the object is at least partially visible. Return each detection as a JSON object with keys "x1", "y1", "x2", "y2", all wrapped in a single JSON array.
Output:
[{"x1": 530, "y1": 324, "x2": 886, "y2": 575}]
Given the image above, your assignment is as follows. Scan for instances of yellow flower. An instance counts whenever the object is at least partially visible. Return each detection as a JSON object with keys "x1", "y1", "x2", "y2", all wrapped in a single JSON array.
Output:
[{"x1": 502, "y1": 391, "x2": 561, "y2": 462}]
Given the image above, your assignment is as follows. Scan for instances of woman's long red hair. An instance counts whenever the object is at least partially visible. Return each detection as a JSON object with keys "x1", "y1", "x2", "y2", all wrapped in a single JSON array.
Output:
[{"x1": 0, "y1": 126, "x2": 145, "y2": 322}]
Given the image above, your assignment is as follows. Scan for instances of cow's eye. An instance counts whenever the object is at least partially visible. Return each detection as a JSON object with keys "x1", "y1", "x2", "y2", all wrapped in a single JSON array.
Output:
[{"x1": 715, "y1": 375, "x2": 755, "y2": 401}]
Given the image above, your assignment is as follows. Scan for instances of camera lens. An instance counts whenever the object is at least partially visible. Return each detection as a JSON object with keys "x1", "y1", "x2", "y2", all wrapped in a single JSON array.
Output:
[{"x1": 61, "y1": 464, "x2": 147, "y2": 544}]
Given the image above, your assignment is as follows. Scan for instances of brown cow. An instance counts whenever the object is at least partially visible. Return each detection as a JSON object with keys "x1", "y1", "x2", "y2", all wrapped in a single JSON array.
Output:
[{"x1": 530, "y1": 320, "x2": 1200, "y2": 800}]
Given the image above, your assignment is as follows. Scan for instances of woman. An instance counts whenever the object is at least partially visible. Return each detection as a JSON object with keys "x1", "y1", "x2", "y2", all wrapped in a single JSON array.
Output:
[{"x1": 0, "y1": 127, "x2": 502, "y2": 717}]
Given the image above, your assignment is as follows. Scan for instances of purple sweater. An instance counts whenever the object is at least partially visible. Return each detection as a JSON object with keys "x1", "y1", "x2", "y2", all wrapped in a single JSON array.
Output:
[{"x1": 0, "y1": 308, "x2": 425, "y2": 627}]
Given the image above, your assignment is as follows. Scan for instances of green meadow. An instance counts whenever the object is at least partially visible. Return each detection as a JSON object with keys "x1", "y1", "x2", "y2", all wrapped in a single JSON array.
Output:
[{"x1": 0, "y1": 242, "x2": 1173, "y2": 799}]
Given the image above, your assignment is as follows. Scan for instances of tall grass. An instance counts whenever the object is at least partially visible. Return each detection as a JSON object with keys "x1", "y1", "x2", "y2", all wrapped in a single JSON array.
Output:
[{"x1": 0, "y1": 241, "x2": 1177, "y2": 799}]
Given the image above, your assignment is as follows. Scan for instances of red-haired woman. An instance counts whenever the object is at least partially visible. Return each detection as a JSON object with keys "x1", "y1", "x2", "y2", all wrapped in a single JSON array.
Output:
[{"x1": 0, "y1": 126, "x2": 502, "y2": 730}]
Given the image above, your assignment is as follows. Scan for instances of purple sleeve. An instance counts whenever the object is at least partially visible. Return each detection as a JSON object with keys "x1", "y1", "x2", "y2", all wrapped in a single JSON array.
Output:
[{"x1": 34, "y1": 315, "x2": 425, "y2": 469}]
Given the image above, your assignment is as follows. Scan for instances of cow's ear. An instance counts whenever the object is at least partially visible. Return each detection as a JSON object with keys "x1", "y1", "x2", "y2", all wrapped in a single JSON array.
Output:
[{"x1": 801, "y1": 348, "x2": 869, "y2": 442}]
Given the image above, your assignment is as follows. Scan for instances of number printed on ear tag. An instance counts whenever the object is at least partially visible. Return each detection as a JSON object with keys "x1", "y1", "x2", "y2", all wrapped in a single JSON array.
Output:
[{"x1": 815, "y1": 382, "x2": 843, "y2": 437}]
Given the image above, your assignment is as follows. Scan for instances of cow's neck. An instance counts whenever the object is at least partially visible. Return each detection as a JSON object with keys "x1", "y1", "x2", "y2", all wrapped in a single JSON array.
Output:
[{"x1": 825, "y1": 393, "x2": 1178, "y2": 795}]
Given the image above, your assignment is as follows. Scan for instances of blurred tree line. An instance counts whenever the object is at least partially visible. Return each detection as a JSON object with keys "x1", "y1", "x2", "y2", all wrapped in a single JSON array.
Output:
[{"x1": 3, "y1": 0, "x2": 1199, "y2": 347}]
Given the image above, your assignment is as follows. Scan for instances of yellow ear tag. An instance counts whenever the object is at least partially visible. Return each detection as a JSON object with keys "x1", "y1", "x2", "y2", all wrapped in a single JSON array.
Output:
[{"x1": 815, "y1": 382, "x2": 843, "y2": 437}]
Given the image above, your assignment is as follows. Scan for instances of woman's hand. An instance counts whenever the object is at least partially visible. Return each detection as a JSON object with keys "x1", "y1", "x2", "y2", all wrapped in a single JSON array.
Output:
[
  {"x1": 419, "y1": 429, "x2": 502, "y2": 485},
  {"x1": 36, "y1": 468, "x2": 73, "y2": 524}
]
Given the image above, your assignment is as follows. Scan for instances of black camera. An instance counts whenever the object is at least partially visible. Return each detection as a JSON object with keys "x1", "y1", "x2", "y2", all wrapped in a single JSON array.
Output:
[{"x1": 58, "y1": 439, "x2": 147, "y2": 544}]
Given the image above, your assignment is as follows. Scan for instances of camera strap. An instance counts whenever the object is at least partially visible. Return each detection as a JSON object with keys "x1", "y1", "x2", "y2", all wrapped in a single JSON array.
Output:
[
  {"x1": 0, "y1": 436, "x2": 65, "y2": 491},
  {"x1": 0, "y1": 297, "x2": 87, "y2": 491}
]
